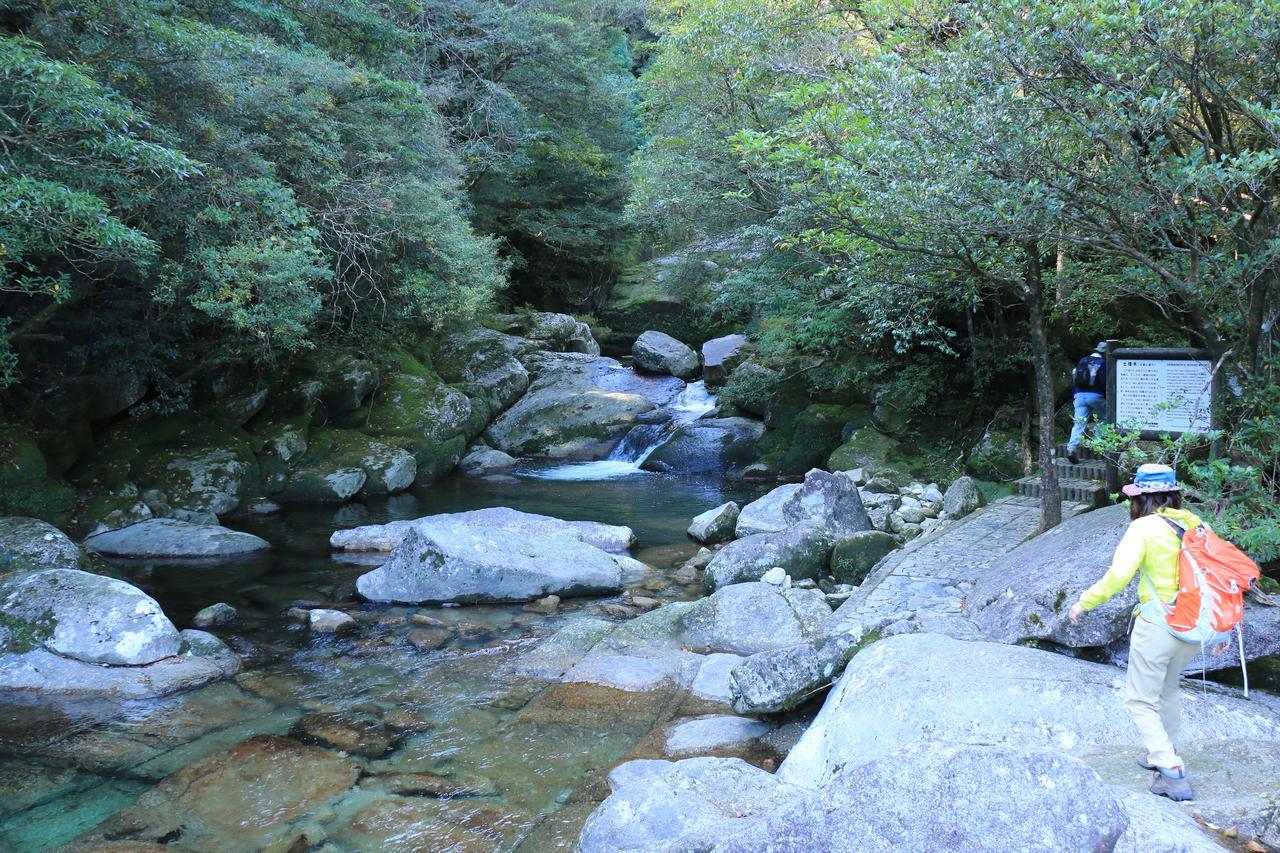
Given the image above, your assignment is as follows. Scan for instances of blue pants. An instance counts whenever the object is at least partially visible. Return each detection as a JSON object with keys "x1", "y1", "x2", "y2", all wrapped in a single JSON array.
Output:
[{"x1": 1068, "y1": 391, "x2": 1106, "y2": 452}]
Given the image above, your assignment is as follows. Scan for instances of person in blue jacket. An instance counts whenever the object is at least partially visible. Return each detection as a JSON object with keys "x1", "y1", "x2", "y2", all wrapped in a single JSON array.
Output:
[{"x1": 1067, "y1": 341, "x2": 1108, "y2": 464}]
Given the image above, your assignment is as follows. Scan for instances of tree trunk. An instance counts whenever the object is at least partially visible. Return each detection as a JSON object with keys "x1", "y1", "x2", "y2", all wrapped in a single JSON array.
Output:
[
  {"x1": 1020, "y1": 366, "x2": 1035, "y2": 475},
  {"x1": 1024, "y1": 240, "x2": 1061, "y2": 531}
]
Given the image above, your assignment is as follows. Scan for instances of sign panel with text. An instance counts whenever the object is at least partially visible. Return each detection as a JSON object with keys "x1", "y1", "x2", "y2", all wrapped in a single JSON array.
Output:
[{"x1": 1110, "y1": 350, "x2": 1214, "y2": 436}]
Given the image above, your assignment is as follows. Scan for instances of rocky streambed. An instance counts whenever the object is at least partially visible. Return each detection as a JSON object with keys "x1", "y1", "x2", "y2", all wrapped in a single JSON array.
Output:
[{"x1": 2, "y1": 318, "x2": 1278, "y2": 852}]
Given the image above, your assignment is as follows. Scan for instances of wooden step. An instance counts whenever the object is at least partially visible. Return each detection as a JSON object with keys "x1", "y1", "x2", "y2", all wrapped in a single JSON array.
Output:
[
  {"x1": 1053, "y1": 443, "x2": 1100, "y2": 461},
  {"x1": 1016, "y1": 475, "x2": 1109, "y2": 506}
]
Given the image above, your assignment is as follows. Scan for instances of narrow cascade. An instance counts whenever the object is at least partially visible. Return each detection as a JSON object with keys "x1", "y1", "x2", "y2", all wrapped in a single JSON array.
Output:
[{"x1": 526, "y1": 380, "x2": 716, "y2": 480}]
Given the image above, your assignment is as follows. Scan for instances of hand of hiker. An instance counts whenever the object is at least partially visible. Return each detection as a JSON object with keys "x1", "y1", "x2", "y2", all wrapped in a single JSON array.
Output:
[
  {"x1": 1067, "y1": 602, "x2": 1085, "y2": 624},
  {"x1": 1212, "y1": 641, "x2": 1229, "y2": 656}
]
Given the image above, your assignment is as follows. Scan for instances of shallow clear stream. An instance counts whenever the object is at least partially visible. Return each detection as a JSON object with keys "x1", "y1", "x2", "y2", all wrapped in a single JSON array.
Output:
[{"x1": 0, "y1": 469, "x2": 765, "y2": 851}]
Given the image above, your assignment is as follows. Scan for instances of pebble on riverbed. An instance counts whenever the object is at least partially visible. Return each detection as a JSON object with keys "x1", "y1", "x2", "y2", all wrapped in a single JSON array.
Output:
[
  {"x1": 525, "y1": 594, "x2": 561, "y2": 614},
  {"x1": 309, "y1": 609, "x2": 356, "y2": 633},
  {"x1": 192, "y1": 602, "x2": 239, "y2": 628}
]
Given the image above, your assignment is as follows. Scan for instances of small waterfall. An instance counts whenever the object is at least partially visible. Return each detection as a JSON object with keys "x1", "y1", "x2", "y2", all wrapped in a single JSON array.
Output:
[{"x1": 527, "y1": 380, "x2": 716, "y2": 480}]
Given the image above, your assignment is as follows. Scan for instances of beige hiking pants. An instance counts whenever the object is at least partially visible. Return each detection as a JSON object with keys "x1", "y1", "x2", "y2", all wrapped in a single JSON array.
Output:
[{"x1": 1124, "y1": 616, "x2": 1202, "y2": 770}]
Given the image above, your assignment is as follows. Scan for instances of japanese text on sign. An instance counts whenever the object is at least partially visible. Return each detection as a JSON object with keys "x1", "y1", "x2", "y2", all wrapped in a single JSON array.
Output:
[{"x1": 1114, "y1": 358, "x2": 1213, "y2": 433}]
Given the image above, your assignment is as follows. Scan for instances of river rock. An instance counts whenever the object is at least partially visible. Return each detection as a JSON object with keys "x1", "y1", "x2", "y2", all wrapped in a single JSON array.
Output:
[
  {"x1": 578, "y1": 757, "x2": 798, "y2": 853},
  {"x1": 776, "y1": 633, "x2": 1280, "y2": 789},
  {"x1": 641, "y1": 418, "x2": 764, "y2": 474},
  {"x1": 360, "y1": 372, "x2": 471, "y2": 479},
  {"x1": 0, "y1": 568, "x2": 181, "y2": 665},
  {"x1": 0, "y1": 517, "x2": 87, "y2": 572},
  {"x1": 665, "y1": 715, "x2": 773, "y2": 757},
  {"x1": 943, "y1": 475, "x2": 986, "y2": 518},
  {"x1": 309, "y1": 609, "x2": 355, "y2": 633},
  {"x1": 134, "y1": 439, "x2": 258, "y2": 521},
  {"x1": 675, "y1": 582, "x2": 831, "y2": 654},
  {"x1": 967, "y1": 504, "x2": 1133, "y2": 648},
  {"x1": 431, "y1": 326, "x2": 531, "y2": 414},
  {"x1": 633, "y1": 330, "x2": 700, "y2": 380},
  {"x1": 716, "y1": 745, "x2": 1128, "y2": 853},
  {"x1": 520, "y1": 311, "x2": 600, "y2": 355},
  {"x1": 780, "y1": 468, "x2": 872, "y2": 535},
  {"x1": 305, "y1": 349, "x2": 377, "y2": 413},
  {"x1": 85, "y1": 519, "x2": 270, "y2": 558},
  {"x1": 484, "y1": 354, "x2": 654, "y2": 458},
  {"x1": 292, "y1": 429, "x2": 418, "y2": 496},
  {"x1": 331, "y1": 507, "x2": 635, "y2": 553},
  {"x1": 0, "y1": 635, "x2": 238, "y2": 697},
  {"x1": 355, "y1": 523, "x2": 623, "y2": 604},
  {"x1": 688, "y1": 502, "x2": 740, "y2": 545},
  {"x1": 279, "y1": 465, "x2": 367, "y2": 503},
  {"x1": 457, "y1": 446, "x2": 516, "y2": 476},
  {"x1": 701, "y1": 334, "x2": 748, "y2": 388},
  {"x1": 704, "y1": 527, "x2": 832, "y2": 590},
  {"x1": 193, "y1": 602, "x2": 238, "y2": 628},
  {"x1": 92, "y1": 735, "x2": 361, "y2": 849},
  {"x1": 734, "y1": 483, "x2": 802, "y2": 537},
  {"x1": 829, "y1": 531, "x2": 898, "y2": 584},
  {"x1": 1104, "y1": 602, "x2": 1280, "y2": 675}
]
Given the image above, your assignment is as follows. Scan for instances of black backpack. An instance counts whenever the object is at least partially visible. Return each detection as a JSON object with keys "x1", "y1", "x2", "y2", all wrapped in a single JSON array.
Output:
[{"x1": 1073, "y1": 354, "x2": 1105, "y2": 391}]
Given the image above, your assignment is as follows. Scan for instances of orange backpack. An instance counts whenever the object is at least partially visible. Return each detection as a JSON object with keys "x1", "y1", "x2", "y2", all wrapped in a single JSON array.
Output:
[{"x1": 1142, "y1": 518, "x2": 1261, "y2": 693}]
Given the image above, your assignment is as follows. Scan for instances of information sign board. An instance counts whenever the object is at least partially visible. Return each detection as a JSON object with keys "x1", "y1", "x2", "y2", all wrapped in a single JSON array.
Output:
[{"x1": 1110, "y1": 351, "x2": 1214, "y2": 435}]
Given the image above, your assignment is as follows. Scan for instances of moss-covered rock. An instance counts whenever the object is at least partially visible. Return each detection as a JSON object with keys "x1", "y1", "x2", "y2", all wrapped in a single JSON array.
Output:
[
  {"x1": 280, "y1": 465, "x2": 367, "y2": 503},
  {"x1": 74, "y1": 491, "x2": 154, "y2": 538},
  {"x1": 76, "y1": 414, "x2": 261, "y2": 521},
  {"x1": 362, "y1": 372, "x2": 471, "y2": 445},
  {"x1": 430, "y1": 326, "x2": 530, "y2": 415},
  {"x1": 826, "y1": 428, "x2": 909, "y2": 479},
  {"x1": 0, "y1": 517, "x2": 90, "y2": 574},
  {"x1": 830, "y1": 531, "x2": 899, "y2": 585},
  {"x1": 760, "y1": 404, "x2": 865, "y2": 477},
  {"x1": 967, "y1": 425, "x2": 1024, "y2": 482},
  {"x1": 0, "y1": 429, "x2": 77, "y2": 526},
  {"x1": 298, "y1": 347, "x2": 378, "y2": 414},
  {"x1": 294, "y1": 429, "x2": 417, "y2": 496}
]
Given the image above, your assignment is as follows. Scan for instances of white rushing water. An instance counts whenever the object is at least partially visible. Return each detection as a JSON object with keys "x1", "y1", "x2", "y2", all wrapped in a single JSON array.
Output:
[{"x1": 525, "y1": 380, "x2": 717, "y2": 481}]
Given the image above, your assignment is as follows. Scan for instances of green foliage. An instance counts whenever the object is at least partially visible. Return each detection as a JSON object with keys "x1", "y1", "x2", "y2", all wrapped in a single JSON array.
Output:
[{"x1": 0, "y1": 0, "x2": 635, "y2": 402}]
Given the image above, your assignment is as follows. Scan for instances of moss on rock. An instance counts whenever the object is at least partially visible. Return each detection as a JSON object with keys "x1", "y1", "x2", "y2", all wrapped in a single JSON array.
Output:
[{"x1": 0, "y1": 430, "x2": 77, "y2": 526}]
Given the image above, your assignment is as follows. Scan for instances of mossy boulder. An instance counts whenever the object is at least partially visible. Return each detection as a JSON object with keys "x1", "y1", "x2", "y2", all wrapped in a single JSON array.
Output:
[
  {"x1": 75, "y1": 491, "x2": 154, "y2": 538},
  {"x1": 77, "y1": 414, "x2": 262, "y2": 521},
  {"x1": 760, "y1": 404, "x2": 865, "y2": 477},
  {"x1": 0, "y1": 429, "x2": 77, "y2": 526},
  {"x1": 292, "y1": 429, "x2": 417, "y2": 497},
  {"x1": 0, "y1": 517, "x2": 90, "y2": 574},
  {"x1": 830, "y1": 531, "x2": 899, "y2": 585},
  {"x1": 484, "y1": 354, "x2": 654, "y2": 459},
  {"x1": 826, "y1": 428, "x2": 909, "y2": 479},
  {"x1": 358, "y1": 370, "x2": 471, "y2": 483},
  {"x1": 967, "y1": 425, "x2": 1024, "y2": 482},
  {"x1": 280, "y1": 465, "x2": 367, "y2": 503},
  {"x1": 298, "y1": 348, "x2": 378, "y2": 414},
  {"x1": 430, "y1": 326, "x2": 530, "y2": 415}
]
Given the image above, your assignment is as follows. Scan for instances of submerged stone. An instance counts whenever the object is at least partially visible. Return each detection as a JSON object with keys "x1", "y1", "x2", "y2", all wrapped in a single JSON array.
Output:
[{"x1": 85, "y1": 519, "x2": 269, "y2": 558}]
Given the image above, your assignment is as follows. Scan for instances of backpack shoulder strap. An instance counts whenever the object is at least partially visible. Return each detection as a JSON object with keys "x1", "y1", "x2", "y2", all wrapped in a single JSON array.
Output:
[{"x1": 1159, "y1": 515, "x2": 1186, "y2": 540}]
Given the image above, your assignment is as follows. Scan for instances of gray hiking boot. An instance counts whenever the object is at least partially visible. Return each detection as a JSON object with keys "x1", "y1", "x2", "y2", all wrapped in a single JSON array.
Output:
[{"x1": 1150, "y1": 768, "x2": 1194, "y2": 802}]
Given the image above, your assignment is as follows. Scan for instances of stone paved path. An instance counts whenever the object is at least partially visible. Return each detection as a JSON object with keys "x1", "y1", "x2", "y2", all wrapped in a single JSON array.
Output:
[{"x1": 824, "y1": 496, "x2": 1089, "y2": 640}]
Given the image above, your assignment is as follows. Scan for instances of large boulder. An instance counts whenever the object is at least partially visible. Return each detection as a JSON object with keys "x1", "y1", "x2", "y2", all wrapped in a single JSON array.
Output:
[
  {"x1": 715, "y1": 745, "x2": 1128, "y2": 853},
  {"x1": 779, "y1": 469, "x2": 872, "y2": 536},
  {"x1": 484, "y1": 354, "x2": 654, "y2": 459},
  {"x1": 85, "y1": 518, "x2": 270, "y2": 558},
  {"x1": 293, "y1": 429, "x2": 417, "y2": 496},
  {"x1": 355, "y1": 523, "x2": 624, "y2": 604},
  {"x1": 776, "y1": 633, "x2": 1280, "y2": 789},
  {"x1": 0, "y1": 568, "x2": 181, "y2": 665},
  {"x1": 633, "y1": 330, "x2": 700, "y2": 380},
  {"x1": 676, "y1": 582, "x2": 830, "y2": 654},
  {"x1": 830, "y1": 530, "x2": 899, "y2": 584},
  {"x1": 701, "y1": 334, "x2": 748, "y2": 389},
  {"x1": 825, "y1": 428, "x2": 905, "y2": 478},
  {"x1": 942, "y1": 475, "x2": 986, "y2": 518},
  {"x1": 517, "y1": 311, "x2": 600, "y2": 355},
  {"x1": 133, "y1": 435, "x2": 259, "y2": 521},
  {"x1": 330, "y1": 507, "x2": 635, "y2": 553},
  {"x1": 457, "y1": 446, "x2": 517, "y2": 477},
  {"x1": 578, "y1": 757, "x2": 798, "y2": 853},
  {"x1": 1104, "y1": 602, "x2": 1280, "y2": 675},
  {"x1": 967, "y1": 504, "x2": 1133, "y2": 648},
  {"x1": 734, "y1": 483, "x2": 802, "y2": 537},
  {"x1": 640, "y1": 418, "x2": 764, "y2": 474},
  {"x1": 360, "y1": 372, "x2": 471, "y2": 480},
  {"x1": 430, "y1": 326, "x2": 530, "y2": 414},
  {"x1": 967, "y1": 424, "x2": 1024, "y2": 481},
  {"x1": 279, "y1": 465, "x2": 367, "y2": 503},
  {"x1": 0, "y1": 631, "x2": 239, "y2": 697},
  {"x1": 704, "y1": 527, "x2": 833, "y2": 590},
  {"x1": 0, "y1": 517, "x2": 88, "y2": 573},
  {"x1": 688, "y1": 502, "x2": 740, "y2": 545}
]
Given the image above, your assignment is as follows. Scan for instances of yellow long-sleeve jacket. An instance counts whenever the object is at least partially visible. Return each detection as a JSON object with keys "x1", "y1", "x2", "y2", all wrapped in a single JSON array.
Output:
[{"x1": 1078, "y1": 507, "x2": 1203, "y2": 611}]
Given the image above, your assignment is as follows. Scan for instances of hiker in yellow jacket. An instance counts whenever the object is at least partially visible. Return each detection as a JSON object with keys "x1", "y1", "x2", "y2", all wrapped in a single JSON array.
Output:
[{"x1": 1068, "y1": 464, "x2": 1212, "y2": 803}]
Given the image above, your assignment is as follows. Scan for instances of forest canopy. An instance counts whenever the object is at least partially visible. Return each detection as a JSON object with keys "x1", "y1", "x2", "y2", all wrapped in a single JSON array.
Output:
[{"x1": 0, "y1": 0, "x2": 639, "y2": 394}]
